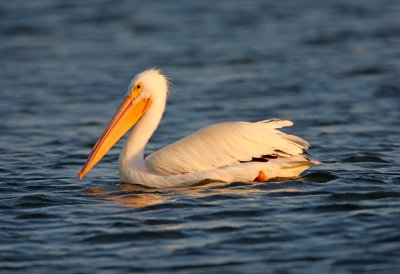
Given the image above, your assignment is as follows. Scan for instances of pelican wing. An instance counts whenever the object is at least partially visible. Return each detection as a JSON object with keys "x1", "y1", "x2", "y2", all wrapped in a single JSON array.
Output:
[{"x1": 145, "y1": 119, "x2": 310, "y2": 175}]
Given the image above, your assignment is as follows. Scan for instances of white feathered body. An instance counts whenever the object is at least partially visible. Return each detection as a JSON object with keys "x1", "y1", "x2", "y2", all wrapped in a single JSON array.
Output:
[{"x1": 120, "y1": 119, "x2": 317, "y2": 188}]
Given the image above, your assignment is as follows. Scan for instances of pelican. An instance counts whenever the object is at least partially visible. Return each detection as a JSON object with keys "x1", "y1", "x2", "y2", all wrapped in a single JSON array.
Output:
[{"x1": 78, "y1": 69, "x2": 318, "y2": 188}]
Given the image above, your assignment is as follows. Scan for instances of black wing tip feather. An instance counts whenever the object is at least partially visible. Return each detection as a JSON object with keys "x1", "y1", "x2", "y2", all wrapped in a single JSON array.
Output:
[{"x1": 239, "y1": 154, "x2": 279, "y2": 163}]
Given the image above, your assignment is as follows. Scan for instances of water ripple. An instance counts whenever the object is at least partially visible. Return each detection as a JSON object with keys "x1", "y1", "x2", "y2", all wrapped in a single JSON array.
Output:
[
  {"x1": 1, "y1": 0, "x2": 400, "y2": 273},
  {"x1": 83, "y1": 230, "x2": 188, "y2": 244}
]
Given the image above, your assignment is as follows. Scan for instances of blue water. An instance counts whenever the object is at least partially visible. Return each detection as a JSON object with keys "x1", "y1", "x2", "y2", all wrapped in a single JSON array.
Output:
[{"x1": 1, "y1": 0, "x2": 400, "y2": 273}]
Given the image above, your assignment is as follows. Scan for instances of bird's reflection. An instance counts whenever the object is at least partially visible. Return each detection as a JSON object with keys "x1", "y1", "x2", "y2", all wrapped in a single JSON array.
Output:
[
  {"x1": 84, "y1": 179, "x2": 301, "y2": 208},
  {"x1": 84, "y1": 184, "x2": 165, "y2": 208}
]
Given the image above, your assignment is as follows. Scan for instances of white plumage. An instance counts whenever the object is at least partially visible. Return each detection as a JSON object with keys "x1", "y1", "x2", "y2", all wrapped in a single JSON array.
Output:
[
  {"x1": 146, "y1": 120, "x2": 309, "y2": 175},
  {"x1": 78, "y1": 69, "x2": 319, "y2": 188}
]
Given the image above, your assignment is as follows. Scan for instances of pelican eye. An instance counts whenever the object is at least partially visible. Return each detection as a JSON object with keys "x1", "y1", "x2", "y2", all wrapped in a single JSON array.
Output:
[{"x1": 130, "y1": 81, "x2": 143, "y2": 98}]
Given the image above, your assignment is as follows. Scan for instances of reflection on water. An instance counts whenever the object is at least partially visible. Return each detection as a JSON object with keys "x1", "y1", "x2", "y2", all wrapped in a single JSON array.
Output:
[
  {"x1": 85, "y1": 186, "x2": 166, "y2": 208},
  {"x1": 85, "y1": 181, "x2": 299, "y2": 208}
]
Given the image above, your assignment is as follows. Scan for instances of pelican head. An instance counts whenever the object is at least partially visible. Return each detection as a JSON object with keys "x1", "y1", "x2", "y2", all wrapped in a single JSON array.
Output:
[{"x1": 78, "y1": 68, "x2": 169, "y2": 179}]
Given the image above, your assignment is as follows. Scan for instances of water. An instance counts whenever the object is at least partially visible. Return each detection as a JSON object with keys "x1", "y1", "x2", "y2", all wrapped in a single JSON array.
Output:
[{"x1": 1, "y1": 0, "x2": 400, "y2": 273}]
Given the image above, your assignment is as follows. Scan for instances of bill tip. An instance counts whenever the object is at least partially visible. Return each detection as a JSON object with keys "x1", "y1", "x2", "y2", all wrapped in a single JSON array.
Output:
[{"x1": 77, "y1": 171, "x2": 84, "y2": 180}]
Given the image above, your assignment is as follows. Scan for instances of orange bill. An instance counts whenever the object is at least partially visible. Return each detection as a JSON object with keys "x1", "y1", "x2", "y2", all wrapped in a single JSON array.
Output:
[{"x1": 78, "y1": 97, "x2": 152, "y2": 179}]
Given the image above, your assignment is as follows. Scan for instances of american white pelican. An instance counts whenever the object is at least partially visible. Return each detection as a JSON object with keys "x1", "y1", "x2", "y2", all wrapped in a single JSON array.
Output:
[{"x1": 78, "y1": 69, "x2": 318, "y2": 188}]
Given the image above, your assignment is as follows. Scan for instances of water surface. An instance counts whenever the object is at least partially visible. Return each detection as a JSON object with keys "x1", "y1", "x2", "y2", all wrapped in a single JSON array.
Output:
[{"x1": 1, "y1": 0, "x2": 400, "y2": 273}]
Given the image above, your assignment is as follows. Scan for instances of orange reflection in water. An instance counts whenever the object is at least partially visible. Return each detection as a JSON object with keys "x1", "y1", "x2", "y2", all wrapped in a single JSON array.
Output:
[
  {"x1": 84, "y1": 180, "x2": 300, "y2": 208},
  {"x1": 84, "y1": 185, "x2": 165, "y2": 208}
]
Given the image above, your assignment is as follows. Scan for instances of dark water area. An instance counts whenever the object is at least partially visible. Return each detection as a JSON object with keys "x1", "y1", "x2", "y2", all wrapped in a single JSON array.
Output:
[{"x1": 1, "y1": 0, "x2": 400, "y2": 273}]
